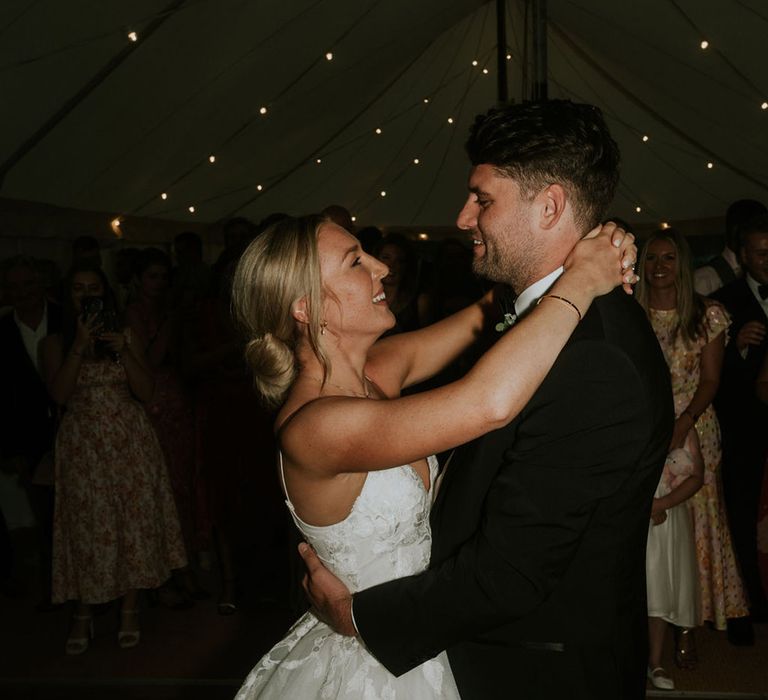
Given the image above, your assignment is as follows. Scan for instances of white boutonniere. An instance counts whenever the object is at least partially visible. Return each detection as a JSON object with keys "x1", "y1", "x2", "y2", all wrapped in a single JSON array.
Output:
[{"x1": 495, "y1": 312, "x2": 517, "y2": 333}]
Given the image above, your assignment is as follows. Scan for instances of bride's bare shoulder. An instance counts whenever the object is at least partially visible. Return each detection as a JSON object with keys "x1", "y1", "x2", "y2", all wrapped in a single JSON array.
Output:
[{"x1": 275, "y1": 386, "x2": 342, "y2": 466}]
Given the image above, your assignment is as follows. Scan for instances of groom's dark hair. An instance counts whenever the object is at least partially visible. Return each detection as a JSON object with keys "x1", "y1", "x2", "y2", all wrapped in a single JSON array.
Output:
[{"x1": 465, "y1": 100, "x2": 620, "y2": 234}]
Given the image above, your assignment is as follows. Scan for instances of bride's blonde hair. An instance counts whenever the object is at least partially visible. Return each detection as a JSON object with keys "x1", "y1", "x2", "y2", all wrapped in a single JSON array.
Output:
[{"x1": 231, "y1": 214, "x2": 330, "y2": 407}]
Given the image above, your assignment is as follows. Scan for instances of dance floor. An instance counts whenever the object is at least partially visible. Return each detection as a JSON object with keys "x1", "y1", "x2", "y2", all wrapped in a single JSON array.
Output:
[{"x1": 1, "y1": 555, "x2": 766, "y2": 700}]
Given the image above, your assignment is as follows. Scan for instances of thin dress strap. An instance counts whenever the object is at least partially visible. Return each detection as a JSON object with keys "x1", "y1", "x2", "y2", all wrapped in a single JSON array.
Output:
[{"x1": 277, "y1": 451, "x2": 299, "y2": 521}]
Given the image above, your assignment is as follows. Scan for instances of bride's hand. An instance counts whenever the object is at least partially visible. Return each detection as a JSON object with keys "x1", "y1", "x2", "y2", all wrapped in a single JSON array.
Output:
[{"x1": 564, "y1": 221, "x2": 638, "y2": 297}]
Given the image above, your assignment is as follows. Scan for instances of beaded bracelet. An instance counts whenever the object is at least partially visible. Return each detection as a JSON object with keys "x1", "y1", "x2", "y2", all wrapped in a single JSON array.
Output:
[{"x1": 536, "y1": 294, "x2": 583, "y2": 321}]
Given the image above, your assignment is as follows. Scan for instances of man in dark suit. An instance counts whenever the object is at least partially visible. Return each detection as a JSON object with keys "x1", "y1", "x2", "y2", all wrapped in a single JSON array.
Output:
[
  {"x1": 712, "y1": 213, "x2": 768, "y2": 627},
  {"x1": 300, "y1": 101, "x2": 673, "y2": 699},
  {"x1": 0, "y1": 256, "x2": 62, "y2": 603}
]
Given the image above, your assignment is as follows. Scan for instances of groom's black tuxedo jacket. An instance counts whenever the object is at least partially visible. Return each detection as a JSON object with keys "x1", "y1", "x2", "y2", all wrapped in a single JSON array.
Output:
[{"x1": 354, "y1": 288, "x2": 674, "y2": 700}]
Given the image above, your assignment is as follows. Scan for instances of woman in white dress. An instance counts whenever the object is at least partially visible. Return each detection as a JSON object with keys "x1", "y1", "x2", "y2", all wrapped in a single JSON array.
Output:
[{"x1": 230, "y1": 214, "x2": 636, "y2": 699}]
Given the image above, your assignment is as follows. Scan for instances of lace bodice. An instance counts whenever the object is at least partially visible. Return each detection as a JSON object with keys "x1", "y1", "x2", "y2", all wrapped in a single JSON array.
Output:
[
  {"x1": 281, "y1": 456, "x2": 437, "y2": 593},
  {"x1": 236, "y1": 455, "x2": 460, "y2": 699}
]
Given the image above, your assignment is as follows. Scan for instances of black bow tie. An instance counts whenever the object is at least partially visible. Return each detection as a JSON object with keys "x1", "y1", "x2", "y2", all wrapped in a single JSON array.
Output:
[{"x1": 759, "y1": 284, "x2": 768, "y2": 300}]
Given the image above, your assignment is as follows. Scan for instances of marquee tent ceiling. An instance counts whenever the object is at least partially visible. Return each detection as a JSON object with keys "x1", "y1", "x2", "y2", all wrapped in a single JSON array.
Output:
[{"x1": 1, "y1": 0, "x2": 766, "y2": 231}]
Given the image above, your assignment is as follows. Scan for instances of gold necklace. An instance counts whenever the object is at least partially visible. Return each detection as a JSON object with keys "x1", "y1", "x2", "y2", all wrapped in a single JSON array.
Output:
[{"x1": 306, "y1": 374, "x2": 371, "y2": 398}]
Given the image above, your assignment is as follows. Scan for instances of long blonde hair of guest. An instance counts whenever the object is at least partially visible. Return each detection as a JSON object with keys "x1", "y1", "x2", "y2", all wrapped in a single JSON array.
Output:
[
  {"x1": 635, "y1": 228, "x2": 707, "y2": 347},
  {"x1": 231, "y1": 214, "x2": 330, "y2": 408}
]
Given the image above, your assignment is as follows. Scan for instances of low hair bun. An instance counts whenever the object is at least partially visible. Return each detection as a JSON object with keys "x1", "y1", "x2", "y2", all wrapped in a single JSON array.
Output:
[{"x1": 244, "y1": 334, "x2": 296, "y2": 408}]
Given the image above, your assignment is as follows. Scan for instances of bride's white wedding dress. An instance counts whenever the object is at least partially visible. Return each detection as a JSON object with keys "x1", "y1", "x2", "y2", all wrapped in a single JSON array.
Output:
[{"x1": 234, "y1": 455, "x2": 460, "y2": 699}]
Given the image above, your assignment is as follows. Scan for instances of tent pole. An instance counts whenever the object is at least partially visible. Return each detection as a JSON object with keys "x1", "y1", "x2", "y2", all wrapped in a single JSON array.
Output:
[
  {"x1": 0, "y1": 0, "x2": 188, "y2": 191},
  {"x1": 532, "y1": 0, "x2": 548, "y2": 100},
  {"x1": 496, "y1": 0, "x2": 509, "y2": 105}
]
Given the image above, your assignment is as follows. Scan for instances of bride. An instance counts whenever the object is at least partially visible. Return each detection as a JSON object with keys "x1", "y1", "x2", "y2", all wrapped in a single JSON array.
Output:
[{"x1": 230, "y1": 214, "x2": 636, "y2": 699}]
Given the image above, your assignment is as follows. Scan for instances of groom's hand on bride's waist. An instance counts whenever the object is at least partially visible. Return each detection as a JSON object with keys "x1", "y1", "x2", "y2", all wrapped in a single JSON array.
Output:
[{"x1": 299, "y1": 542, "x2": 356, "y2": 637}]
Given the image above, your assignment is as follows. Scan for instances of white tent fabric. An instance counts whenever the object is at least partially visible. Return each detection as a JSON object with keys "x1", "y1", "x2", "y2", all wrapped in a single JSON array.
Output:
[{"x1": 0, "y1": 0, "x2": 766, "y2": 230}]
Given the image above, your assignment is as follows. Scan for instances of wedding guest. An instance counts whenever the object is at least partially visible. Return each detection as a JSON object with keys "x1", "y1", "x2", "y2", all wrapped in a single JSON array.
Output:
[
  {"x1": 184, "y1": 251, "x2": 280, "y2": 614},
  {"x1": 113, "y1": 247, "x2": 141, "y2": 309},
  {"x1": 71, "y1": 235, "x2": 102, "y2": 268},
  {"x1": 41, "y1": 263, "x2": 186, "y2": 653},
  {"x1": 637, "y1": 228, "x2": 749, "y2": 662},
  {"x1": 694, "y1": 199, "x2": 767, "y2": 296},
  {"x1": 320, "y1": 204, "x2": 354, "y2": 232},
  {"x1": 753, "y1": 351, "x2": 768, "y2": 605},
  {"x1": 373, "y1": 234, "x2": 430, "y2": 335},
  {"x1": 171, "y1": 231, "x2": 210, "y2": 331},
  {"x1": 646, "y1": 430, "x2": 704, "y2": 690},
  {"x1": 713, "y1": 213, "x2": 768, "y2": 628},
  {"x1": 126, "y1": 248, "x2": 204, "y2": 604},
  {"x1": 0, "y1": 256, "x2": 62, "y2": 605},
  {"x1": 357, "y1": 225, "x2": 383, "y2": 254}
]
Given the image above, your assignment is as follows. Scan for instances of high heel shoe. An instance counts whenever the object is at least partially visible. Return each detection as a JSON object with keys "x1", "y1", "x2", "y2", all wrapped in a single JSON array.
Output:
[
  {"x1": 65, "y1": 614, "x2": 93, "y2": 655},
  {"x1": 118, "y1": 609, "x2": 140, "y2": 649},
  {"x1": 217, "y1": 578, "x2": 238, "y2": 616},
  {"x1": 647, "y1": 666, "x2": 675, "y2": 690},
  {"x1": 674, "y1": 627, "x2": 697, "y2": 669}
]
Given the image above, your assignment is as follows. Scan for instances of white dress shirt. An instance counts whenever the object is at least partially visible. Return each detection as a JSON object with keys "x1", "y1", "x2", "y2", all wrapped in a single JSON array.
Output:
[
  {"x1": 14, "y1": 304, "x2": 48, "y2": 374},
  {"x1": 693, "y1": 247, "x2": 741, "y2": 297},
  {"x1": 514, "y1": 266, "x2": 565, "y2": 319}
]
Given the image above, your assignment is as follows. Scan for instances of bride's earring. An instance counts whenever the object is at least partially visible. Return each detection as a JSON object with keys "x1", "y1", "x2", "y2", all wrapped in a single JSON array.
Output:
[{"x1": 320, "y1": 321, "x2": 327, "y2": 336}]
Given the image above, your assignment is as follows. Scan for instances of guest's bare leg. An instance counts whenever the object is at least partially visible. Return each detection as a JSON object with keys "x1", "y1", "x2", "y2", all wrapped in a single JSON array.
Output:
[
  {"x1": 118, "y1": 589, "x2": 141, "y2": 647},
  {"x1": 648, "y1": 616, "x2": 667, "y2": 669}
]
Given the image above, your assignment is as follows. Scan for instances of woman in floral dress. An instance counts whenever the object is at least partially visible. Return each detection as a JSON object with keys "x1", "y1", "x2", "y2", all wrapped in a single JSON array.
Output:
[
  {"x1": 637, "y1": 228, "x2": 749, "y2": 663},
  {"x1": 41, "y1": 263, "x2": 186, "y2": 654}
]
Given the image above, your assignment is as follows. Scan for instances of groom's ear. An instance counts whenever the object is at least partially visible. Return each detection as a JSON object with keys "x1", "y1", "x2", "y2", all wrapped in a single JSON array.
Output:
[{"x1": 538, "y1": 183, "x2": 568, "y2": 231}]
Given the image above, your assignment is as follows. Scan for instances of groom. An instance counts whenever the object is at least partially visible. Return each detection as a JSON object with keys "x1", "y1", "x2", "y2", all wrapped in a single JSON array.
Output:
[{"x1": 301, "y1": 100, "x2": 674, "y2": 699}]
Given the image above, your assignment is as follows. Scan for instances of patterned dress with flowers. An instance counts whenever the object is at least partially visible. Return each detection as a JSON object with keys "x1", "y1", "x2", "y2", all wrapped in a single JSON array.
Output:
[
  {"x1": 52, "y1": 359, "x2": 187, "y2": 604},
  {"x1": 649, "y1": 304, "x2": 749, "y2": 628}
]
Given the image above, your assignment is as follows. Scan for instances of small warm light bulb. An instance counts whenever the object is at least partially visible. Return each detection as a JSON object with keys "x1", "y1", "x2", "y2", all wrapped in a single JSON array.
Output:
[
  {"x1": 635, "y1": 206, "x2": 642, "y2": 213},
  {"x1": 316, "y1": 158, "x2": 322, "y2": 164},
  {"x1": 707, "y1": 161, "x2": 714, "y2": 169},
  {"x1": 259, "y1": 106, "x2": 268, "y2": 115},
  {"x1": 325, "y1": 52, "x2": 333, "y2": 61},
  {"x1": 413, "y1": 158, "x2": 420, "y2": 165},
  {"x1": 208, "y1": 155, "x2": 216, "y2": 163},
  {"x1": 256, "y1": 184, "x2": 263, "y2": 191},
  {"x1": 351, "y1": 216, "x2": 356, "y2": 223},
  {"x1": 482, "y1": 68, "x2": 489, "y2": 74},
  {"x1": 418, "y1": 232, "x2": 429, "y2": 240},
  {"x1": 700, "y1": 40, "x2": 709, "y2": 50},
  {"x1": 762, "y1": 102, "x2": 768, "y2": 110},
  {"x1": 375, "y1": 128, "x2": 382, "y2": 135},
  {"x1": 110, "y1": 217, "x2": 123, "y2": 237},
  {"x1": 661, "y1": 222, "x2": 670, "y2": 229},
  {"x1": 506, "y1": 54, "x2": 512, "y2": 60},
  {"x1": 188, "y1": 206, "x2": 195, "y2": 213},
  {"x1": 472, "y1": 60, "x2": 478, "y2": 67},
  {"x1": 642, "y1": 135, "x2": 649, "y2": 142},
  {"x1": 160, "y1": 192, "x2": 168, "y2": 200},
  {"x1": 111, "y1": 217, "x2": 121, "y2": 227},
  {"x1": 423, "y1": 98, "x2": 429, "y2": 104},
  {"x1": 128, "y1": 31, "x2": 138, "y2": 42},
  {"x1": 447, "y1": 117, "x2": 454, "y2": 124},
  {"x1": 380, "y1": 191, "x2": 387, "y2": 197}
]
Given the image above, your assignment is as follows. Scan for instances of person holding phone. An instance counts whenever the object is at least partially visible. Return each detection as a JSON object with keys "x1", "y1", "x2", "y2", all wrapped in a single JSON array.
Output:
[{"x1": 40, "y1": 262, "x2": 186, "y2": 654}]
